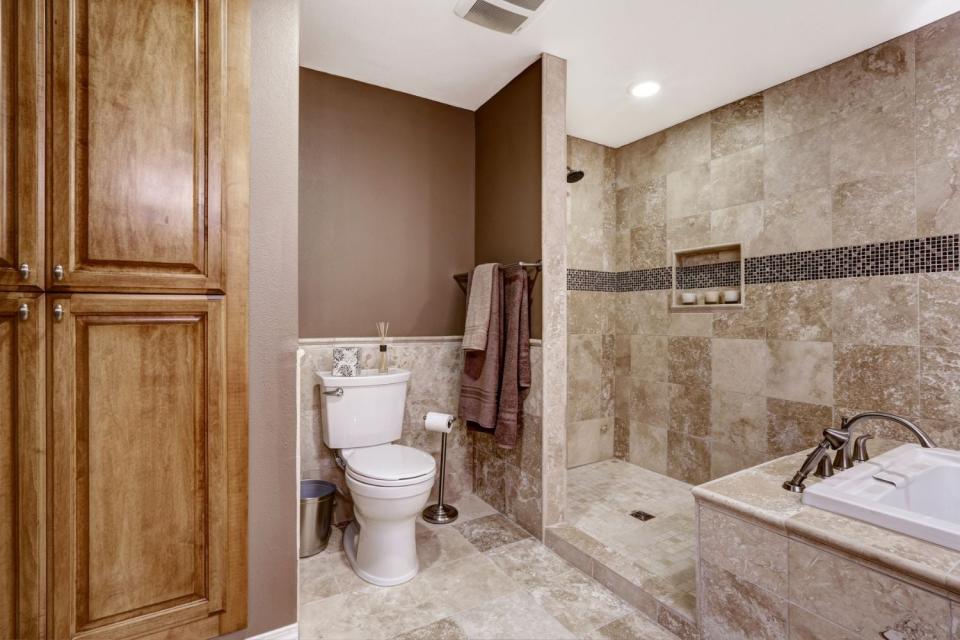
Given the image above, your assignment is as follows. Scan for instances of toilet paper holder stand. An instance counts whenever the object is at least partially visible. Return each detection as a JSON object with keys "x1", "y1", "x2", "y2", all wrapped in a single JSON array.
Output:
[{"x1": 422, "y1": 414, "x2": 458, "y2": 525}]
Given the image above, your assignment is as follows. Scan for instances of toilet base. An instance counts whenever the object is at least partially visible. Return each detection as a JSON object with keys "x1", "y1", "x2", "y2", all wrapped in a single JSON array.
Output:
[{"x1": 343, "y1": 521, "x2": 419, "y2": 587}]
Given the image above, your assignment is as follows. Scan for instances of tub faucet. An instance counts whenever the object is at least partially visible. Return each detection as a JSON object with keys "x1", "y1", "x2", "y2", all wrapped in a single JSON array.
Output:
[
  {"x1": 782, "y1": 428, "x2": 851, "y2": 493},
  {"x1": 840, "y1": 412, "x2": 937, "y2": 449}
]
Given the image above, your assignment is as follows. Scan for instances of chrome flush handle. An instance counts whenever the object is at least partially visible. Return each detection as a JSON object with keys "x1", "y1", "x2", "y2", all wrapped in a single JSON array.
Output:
[
  {"x1": 18, "y1": 263, "x2": 29, "y2": 280},
  {"x1": 322, "y1": 387, "x2": 344, "y2": 397}
]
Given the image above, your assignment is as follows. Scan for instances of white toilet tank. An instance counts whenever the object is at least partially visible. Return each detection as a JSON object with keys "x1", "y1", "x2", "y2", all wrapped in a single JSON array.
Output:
[{"x1": 318, "y1": 368, "x2": 411, "y2": 449}]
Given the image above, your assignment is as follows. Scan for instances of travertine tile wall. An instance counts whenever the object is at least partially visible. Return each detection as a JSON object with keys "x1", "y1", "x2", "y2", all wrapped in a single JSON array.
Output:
[
  {"x1": 566, "y1": 138, "x2": 617, "y2": 468},
  {"x1": 567, "y1": 12, "x2": 960, "y2": 485},
  {"x1": 472, "y1": 343, "x2": 544, "y2": 537}
]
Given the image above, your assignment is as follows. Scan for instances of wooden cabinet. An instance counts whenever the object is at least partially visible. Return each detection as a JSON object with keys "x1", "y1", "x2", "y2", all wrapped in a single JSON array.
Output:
[
  {"x1": 49, "y1": 295, "x2": 226, "y2": 639},
  {"x1": 48, "y1": 0, "x2": 225, "y2": 293},
  {"x1": 0, "y1": 294, "x2": 44, "y2": 640},
  {"x1": 0, "y1": 2, "x2": 42, "y2": 290},
  {"x1": 3, "y1": 1, "x2": 248, "y2": 637}
]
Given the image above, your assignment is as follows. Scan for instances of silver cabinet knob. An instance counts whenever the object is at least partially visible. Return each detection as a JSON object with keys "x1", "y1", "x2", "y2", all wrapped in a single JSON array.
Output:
[
  {"x1": 18, "y1": 263, "x2": 29, "y2": 280},
  {"x1": 53, "y1": 264, "x2": 65, "y2": 281},
  {"x1": 322, "y1": 387, "x2": 344, "y2": 397},
  {"x1": 18, "y1": 303, "x2": 28, "y2": 321},
  {"x1": 53, "y1": 303, "x2": 64, "y2": 322}
]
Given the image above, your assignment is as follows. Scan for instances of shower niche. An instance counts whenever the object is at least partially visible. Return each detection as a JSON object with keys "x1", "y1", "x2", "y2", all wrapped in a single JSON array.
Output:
[{"x1": 670, "y1": 242, "x2": 744, "y2": 311}]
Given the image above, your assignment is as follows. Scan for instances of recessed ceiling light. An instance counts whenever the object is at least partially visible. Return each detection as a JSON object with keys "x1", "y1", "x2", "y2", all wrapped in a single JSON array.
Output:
[{"x1": 629, "y1": 81, "x2": 661, "y2": 98}]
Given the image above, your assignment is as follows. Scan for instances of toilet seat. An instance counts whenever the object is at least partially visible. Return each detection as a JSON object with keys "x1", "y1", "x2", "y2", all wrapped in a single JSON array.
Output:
[{"x1": 344, "y1": 444, "x2": 436, "y2": 487}]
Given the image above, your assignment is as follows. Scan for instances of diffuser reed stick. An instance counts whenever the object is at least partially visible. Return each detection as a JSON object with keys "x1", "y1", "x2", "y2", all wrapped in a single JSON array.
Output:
[{"x1": 376, "y1": 321, "x2": 390, "y2": 373}]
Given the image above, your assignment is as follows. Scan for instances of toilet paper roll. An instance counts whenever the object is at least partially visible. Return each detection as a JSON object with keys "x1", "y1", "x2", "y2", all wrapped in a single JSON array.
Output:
[{"x1": 424, "y1": 412, "x2": 455, "y2": 434}]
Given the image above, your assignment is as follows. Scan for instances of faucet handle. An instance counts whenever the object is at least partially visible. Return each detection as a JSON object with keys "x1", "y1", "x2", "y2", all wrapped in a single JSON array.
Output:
[
  {"x1": 833, "y1": 445, "x2": 854, "y2": 470},
  {"x1": 823, "y1": 428, "x2": 850, "y2": 449},
  {"x1": 853, "y1": 434, "x2": 873, "y2": 462},
  {"x1": 814, "y1": 454, "x2": 835, "y2": 478}
]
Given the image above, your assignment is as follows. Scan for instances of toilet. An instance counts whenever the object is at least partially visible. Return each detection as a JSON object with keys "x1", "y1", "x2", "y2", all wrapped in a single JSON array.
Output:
[{"x1": 319, "y1": 368, "x2": 436, "y2": 586}]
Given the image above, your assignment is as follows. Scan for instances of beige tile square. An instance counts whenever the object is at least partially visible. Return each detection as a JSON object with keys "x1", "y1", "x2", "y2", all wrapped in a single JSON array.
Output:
[
  {"x1": 710, "y1": 389, "x2": 767, "y2": 450},
  {"x1": 630, "y1": 335, "x2": 668, "y2": 381},
  {"x1": 834, "y1": 343, "x2": 919, "y2": 415},
  {"x1": 669, "y1": 383, "x2": 711, "y2": 437},
  {"x1": 788, "y1": 540, "x2": 951, "y2": 638},
  {"x1": 917, "y1": 41, "x2": 960, "y2": 166},
  {"x1": 616, "y1": 176, "x2": 666, "y2": 230},
  {"x1": 709, "y1": 442, "x2": 769, "y2": 480},
  {"x1": 831, "y1": 172, "x2": 917, "y2": 245},
  {"x1": 766, "y1": 398, "x2": 833, "y2": 457},
  {"x1": 763, "y1": 125, "x2": 830, "y2": 198},
  {"x1": 828, "y1": 34, "x2": 915, "y2": 116},
  {"x1": 766, "y1": 340, "x2": 834, "y2": 405},
  {"x1": 710, "y1": 201, "x2": 764, "y2": 257},
  {"x1": 668, "y1": 336, "x2": 711, "y2": 387},
  {"x1": 699, "y1": 507, "x2": 788, "y2": 596},
  {"x1": 787, "y1": 605, "x2": 862, "y2": 640},
  {"x1": 666, "y1": 431, "x2": 710, "y2": 485},
  {"x1": 666, "y1": 163, "x2": 711, "y2": 220},
  {"x1": 714, "y1": 284, "x2": 767, "y2": 339},
  {"x1": 920, "y1": 345, "x2": 960, "y2": 420},
  {"x1": 630, "y1": 380, "x2": 670, "y2": 429},
  {"x1": 709, "y1": 145, "x2": 764, "y2": 210},
  {"x1": 920, "y1": 271, "x2": 960, "y2": 346},
  {"x1": 765, "y1": 281, "x2": 832, "y2": 342},
  {"x1": 763, "y1": 71, "x2": 833, "y2": 142},
  {"x1": 830, "y1": 93, "x2": 916, "y2": 186},
  {"x1": 628, "y1": 420, "x2": 668, "y2": 474},
  {"x1": 616, "y1": 291, "x2": 669, "y2": 336},
  {"x1": 917, "y1": 159, "x2": 960, "y2": 237},
  {"x1": 666, "y1": 214, "x2": 711, "y2": 259},
  {"x1": 711, "y1": 94, "x2": 764, "y2": 158},
  {"x1": 831, "y1": 275, "x2": 919, "y2": 346},
  {"x1": 630, "y1": 223, "x2": 667, "y2": 270},
  {"x1": 668, "y1": 311, "x2": 714, "y2": 337},
  {"x1": 712, "y1": 338, "x2": 768, "y2": 395},
  {"x1": 759, "y1": 187, "x2": 832, "y2": 255},
  {"x1": 568, "y1": 291, "x2": 614, "y2": 335},
  {"x1": 567, "y1": 417, "x2": 615, "y2": 468},
  {"x1": 699, "y1": 560, "x2": 787, "y2": 640}
]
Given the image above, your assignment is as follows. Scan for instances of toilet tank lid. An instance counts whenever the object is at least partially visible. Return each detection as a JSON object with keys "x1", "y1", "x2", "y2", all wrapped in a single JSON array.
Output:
[
  {"x1": 318, "y1": 368, "x2": 411, "y2": 387},
  {"x1": 346, "y1": 444, "x2": 436, "y2": 481}
]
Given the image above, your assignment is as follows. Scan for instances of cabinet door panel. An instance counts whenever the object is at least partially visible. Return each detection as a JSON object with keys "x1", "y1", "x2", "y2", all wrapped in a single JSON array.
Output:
[
  {"x1": 0, "y1": 2, "x2": 42, "y2": 290},
  {"x1": 0, "y1": 294, "x2": 43, "y2": 640},
  {"x1": 50, "y1": 295, "x2": 225, "y2": 639},
  {"x1": 49, "y1": 0, "x2": 223, "y2": 292}
]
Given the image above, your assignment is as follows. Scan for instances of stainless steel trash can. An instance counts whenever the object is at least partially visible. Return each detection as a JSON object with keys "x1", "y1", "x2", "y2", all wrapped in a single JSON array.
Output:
[{"x1": 300, "y1": 480, "x2": 336, "y2": 558}]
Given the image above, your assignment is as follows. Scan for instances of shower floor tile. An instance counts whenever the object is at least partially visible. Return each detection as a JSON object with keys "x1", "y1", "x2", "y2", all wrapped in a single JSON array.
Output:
[
  {"x1": 556, "y1": 459, "x2": 698, "y2": 630},
  {"x1": 297, "y1": 492, "x2": 680, "y2": 640}
]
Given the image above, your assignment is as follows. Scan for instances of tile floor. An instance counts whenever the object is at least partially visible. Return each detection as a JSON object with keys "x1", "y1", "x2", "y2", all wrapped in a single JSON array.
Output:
[
  {"x1": 562, "y1": 460, "x2": 697, "y2": 621},
  {"x1": 298, "y1": 494, "x2": 680, "y2": 639}
]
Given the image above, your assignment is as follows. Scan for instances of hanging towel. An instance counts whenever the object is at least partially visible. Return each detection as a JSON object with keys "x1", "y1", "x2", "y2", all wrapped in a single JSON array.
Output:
[
  {"x1": 494, "y1": 265, "x2": 531, "y2": 449},
  {"x1": 462, "y1": 263, "x2": 498, "y2": 351},
  {"x1": 459, "y1": 267, "x2": 504, "y2": 430}
]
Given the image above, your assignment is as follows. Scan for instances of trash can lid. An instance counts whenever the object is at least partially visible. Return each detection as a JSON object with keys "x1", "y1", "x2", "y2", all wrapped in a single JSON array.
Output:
[{"x1": 300, "y1": 479, "x2": 336, "y2": 500}]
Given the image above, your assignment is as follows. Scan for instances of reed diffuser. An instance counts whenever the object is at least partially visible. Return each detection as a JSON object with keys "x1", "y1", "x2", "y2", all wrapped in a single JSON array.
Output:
[{"x1": 376, "y1": 321, "x2": 390, "y2": 373}]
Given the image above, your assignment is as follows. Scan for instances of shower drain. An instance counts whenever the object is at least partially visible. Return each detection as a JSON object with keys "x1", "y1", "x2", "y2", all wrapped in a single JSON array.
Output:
[{"x1": 629, "y1": 510, "x2": 655, "y2": 521}]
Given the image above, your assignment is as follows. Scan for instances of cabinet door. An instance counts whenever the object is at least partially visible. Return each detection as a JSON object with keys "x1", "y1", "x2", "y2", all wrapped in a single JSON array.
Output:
[
  {"x1": 50, "y1": 295, "x2": 225, "y2": 640},
  {"x1": 48, "y1": 1, "x2": 224, "y2": 293},
  {"x1": 0, "y1": 2, "x2": 42, "y2": 290},
  {"x1": 0, "y1": 294, "x2": 43, "y2": 640}
]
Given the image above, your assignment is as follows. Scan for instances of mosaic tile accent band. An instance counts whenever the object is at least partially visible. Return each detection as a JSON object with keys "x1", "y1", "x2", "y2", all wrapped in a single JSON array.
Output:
[{"x1": 567, "y1": 234, "x2": 960, "y2": 293}]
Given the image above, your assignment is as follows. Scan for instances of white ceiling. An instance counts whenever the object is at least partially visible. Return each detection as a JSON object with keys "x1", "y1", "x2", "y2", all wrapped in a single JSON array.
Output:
[{"x1": 300, "y1": 0, "x2": 960, "y2": 148}]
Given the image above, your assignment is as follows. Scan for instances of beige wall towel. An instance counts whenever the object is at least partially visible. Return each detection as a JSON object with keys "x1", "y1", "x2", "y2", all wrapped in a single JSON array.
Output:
[{"x1": 462, "y1": 263, "x2": 498, "y2": 351}]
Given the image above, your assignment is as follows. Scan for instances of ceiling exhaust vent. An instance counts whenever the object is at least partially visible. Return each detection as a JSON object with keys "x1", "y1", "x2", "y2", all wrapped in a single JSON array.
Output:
[{"x1": 454, "y1": 0, "x2": 549, "y2": 34}]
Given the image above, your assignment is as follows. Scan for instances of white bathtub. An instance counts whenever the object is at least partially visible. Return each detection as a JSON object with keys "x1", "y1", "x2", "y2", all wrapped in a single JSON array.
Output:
[{"x1": 803, "y1": 444, "x2": 960, "y2": 551}]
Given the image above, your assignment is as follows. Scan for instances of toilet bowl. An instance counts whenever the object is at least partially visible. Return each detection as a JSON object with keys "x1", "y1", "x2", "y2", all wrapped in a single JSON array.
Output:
[{"x1": 341, "y1": 443, "x2": 436, "y2": 586}]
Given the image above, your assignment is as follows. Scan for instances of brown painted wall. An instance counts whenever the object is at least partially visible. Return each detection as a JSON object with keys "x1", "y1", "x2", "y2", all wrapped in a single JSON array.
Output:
[
  {"x1": 475, "y1": 59, "x2": 543, "y2": 336},
  {"x1": 298, "y1": 69, "x2": 476, "y2": 338}
]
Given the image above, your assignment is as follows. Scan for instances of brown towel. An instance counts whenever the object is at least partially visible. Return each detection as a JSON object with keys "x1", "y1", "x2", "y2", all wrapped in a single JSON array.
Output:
[
  {"x1": 462, "y1": 263, "x2": 497, "y2": 351},
  {"x1": 494, "y1": 265, "x2": 531, "y2": 448},
  {"x1": 458, "y1": 267, "x2": 504, "y2": 430}
]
